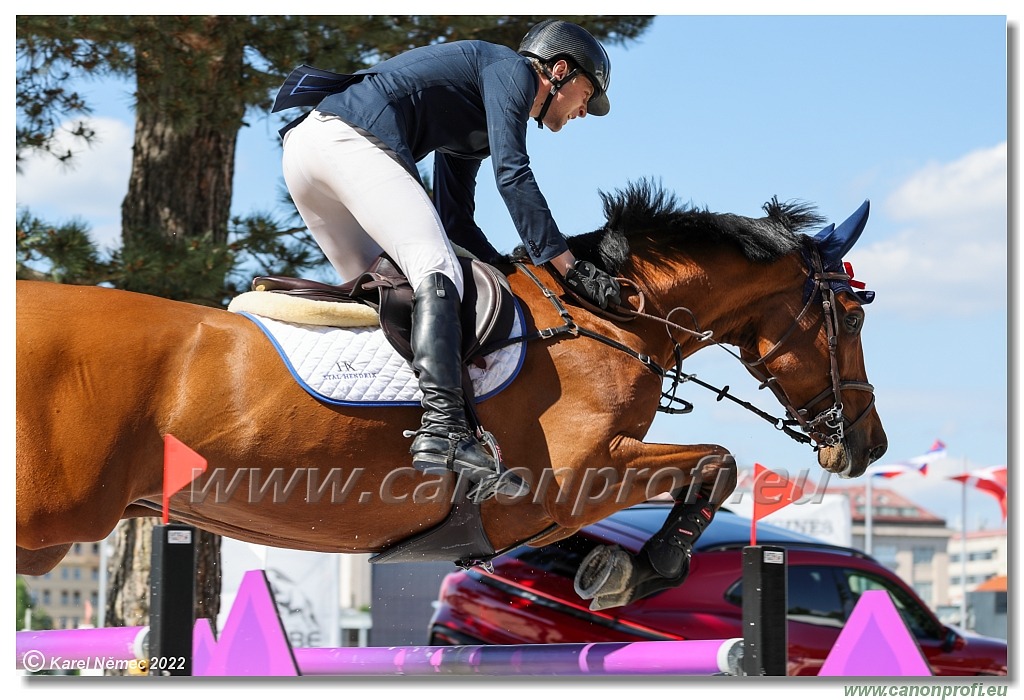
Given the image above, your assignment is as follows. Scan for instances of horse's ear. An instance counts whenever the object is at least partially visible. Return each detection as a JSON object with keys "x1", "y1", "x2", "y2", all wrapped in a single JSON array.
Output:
[{"x1": 814, "y1": 200, "x2": 870, "y2": 261}]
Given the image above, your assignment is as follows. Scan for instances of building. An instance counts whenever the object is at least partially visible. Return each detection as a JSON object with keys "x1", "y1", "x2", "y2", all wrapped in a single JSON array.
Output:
[
  {"x1": 21, "y1": 542, "x2": 101, "y2": 630},
  {"x1": 947, "y1": 530, "x2": 1008, "y2": 621},
  {"x1": 826, "y1": 485, "x2": 1008, "y2": 636},
  {"x1": 966, "y1": 575, "x2": 1007, "y2": 640},
  {"x1": 835, "y1": 485, "x2": 954, "y2": 611}
]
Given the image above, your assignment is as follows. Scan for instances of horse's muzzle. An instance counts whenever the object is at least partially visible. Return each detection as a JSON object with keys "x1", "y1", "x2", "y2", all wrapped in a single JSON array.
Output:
[{"x1": 818, "y1": 434, "x2": 888, "y2": 479}]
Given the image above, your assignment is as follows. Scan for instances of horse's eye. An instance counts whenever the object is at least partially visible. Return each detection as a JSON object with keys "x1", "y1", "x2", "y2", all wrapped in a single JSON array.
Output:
[{"x1": 844, "y1": 311, "x2": 863, "y2": 334}]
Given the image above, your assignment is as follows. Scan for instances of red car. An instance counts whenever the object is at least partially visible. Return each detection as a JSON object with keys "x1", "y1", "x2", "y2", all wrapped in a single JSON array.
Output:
[{"x1": 428, "y1": 502, "x2": 1007, "y2": 676}]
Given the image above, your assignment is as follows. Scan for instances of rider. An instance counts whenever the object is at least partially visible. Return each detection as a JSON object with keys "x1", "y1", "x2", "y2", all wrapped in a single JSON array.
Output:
[{"x1": 275, "y1": 19, "x2": 622, "y2": 497}]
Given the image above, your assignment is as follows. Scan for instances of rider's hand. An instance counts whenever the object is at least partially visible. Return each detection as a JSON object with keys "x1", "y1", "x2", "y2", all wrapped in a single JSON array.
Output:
[{"x1": 563, "y1": 259, "x2": 622, "y2": 310}]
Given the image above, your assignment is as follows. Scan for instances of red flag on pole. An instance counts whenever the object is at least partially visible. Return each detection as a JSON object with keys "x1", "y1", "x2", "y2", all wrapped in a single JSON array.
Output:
[
  {"x1": 949, "y1": 465, "x2": 1007, "y2": 521},
  {"x1": 750, "y1": 463, "x2": 805, "y2": 546},
  {"x1": 163, "y1": 434, "x2": 208, "y2": 525}
]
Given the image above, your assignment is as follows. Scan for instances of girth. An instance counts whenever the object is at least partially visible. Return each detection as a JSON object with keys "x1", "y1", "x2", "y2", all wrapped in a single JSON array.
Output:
[{"x1": 252, "y1": 255, "x2": 517, "y2": 366}]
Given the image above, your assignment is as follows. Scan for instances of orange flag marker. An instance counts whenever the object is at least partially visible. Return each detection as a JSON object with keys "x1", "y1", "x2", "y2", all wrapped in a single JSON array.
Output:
[
  {"x1": 162, "y1": 434, "x2": 208, "y2": 524},
  {"x1": 750, "y1": 462, "x2": 805, "y2": 546}
]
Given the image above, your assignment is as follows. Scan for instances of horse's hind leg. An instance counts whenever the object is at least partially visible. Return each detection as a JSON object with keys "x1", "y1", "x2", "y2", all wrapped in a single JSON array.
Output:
[{"x1": 17, "y1": 544, "x2": 73, "y2": 576}]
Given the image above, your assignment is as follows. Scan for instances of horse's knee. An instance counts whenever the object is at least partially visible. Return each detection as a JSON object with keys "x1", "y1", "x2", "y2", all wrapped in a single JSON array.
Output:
[
  {"x1": 17, "y1": 544, "x2": 72, "y2": 576},
  {"x1": 710, "y1": 455, "x2": 738, "y2": 504},
  {"x1": 688, "y1": 450, "x2": 737, "y2": 505}
]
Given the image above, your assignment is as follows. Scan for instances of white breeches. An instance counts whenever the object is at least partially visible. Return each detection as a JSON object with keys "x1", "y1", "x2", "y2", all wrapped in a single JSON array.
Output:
[{"x1": 282, "y1": 110, "x2": 464, "y2": 298}]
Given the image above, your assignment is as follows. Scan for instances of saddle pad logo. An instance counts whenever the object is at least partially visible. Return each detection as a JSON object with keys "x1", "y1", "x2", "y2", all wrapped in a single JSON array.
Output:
[
  {"x1": 326, "y1": 359, "x2": 377, "y2": 381},
  {"x1": 239, "y1": 305, "x2": 526, "y2": 407}
]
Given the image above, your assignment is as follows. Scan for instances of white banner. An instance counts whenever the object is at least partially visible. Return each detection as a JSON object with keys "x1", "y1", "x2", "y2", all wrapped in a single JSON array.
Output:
[
  {"x1": 727, "y1": 492, "x2": 852, "y2": 547},
  {"x1": 219, "y1": 539, "x2": 339, "y2": 648}
]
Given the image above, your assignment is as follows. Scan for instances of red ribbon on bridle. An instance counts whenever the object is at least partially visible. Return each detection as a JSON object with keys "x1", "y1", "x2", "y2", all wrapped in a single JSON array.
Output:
[{"x1": 843, "y1": 261, "x2": 866, "y2": 290}]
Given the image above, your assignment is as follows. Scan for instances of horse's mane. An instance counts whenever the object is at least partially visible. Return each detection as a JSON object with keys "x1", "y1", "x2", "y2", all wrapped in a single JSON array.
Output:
[{"x1": 511, "y1": 179, "x2": 827, "y2": 275}]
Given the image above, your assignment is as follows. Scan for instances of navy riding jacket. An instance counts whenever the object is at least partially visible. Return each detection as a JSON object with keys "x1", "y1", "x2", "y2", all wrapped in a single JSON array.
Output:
[{"x1": 275, "y1": 41, "x2": 569, "y2": 266}]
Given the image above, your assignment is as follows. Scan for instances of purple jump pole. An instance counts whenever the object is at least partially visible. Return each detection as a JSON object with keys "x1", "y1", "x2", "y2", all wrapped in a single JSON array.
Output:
[
  {"x1": 16, "y1": 626, "x2": 148, "y2": 670},
  {"x1": 292, "y1": 638, "x2": 744, "y2": 676}
]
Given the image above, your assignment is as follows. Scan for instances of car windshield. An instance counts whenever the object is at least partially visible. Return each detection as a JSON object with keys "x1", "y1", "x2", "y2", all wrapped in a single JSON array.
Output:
[
  {"x1": 724, "y1": 565, "x2": 945, "y2": 639},
  {"x1": 840, "y1": 568, "x2": 945, "y2": 640},
  {"x1": 726, "y1": 565, "x2": 845, "y2": 628}
]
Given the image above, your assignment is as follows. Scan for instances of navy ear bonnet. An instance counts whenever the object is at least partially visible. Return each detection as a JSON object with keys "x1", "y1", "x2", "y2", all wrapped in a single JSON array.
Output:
[{"x1": 803, "y1": 200, "x2": 875, "y2": 305}]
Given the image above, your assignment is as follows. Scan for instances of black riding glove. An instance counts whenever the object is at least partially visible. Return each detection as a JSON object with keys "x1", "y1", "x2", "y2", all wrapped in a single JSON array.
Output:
[{"x1": 563, "y1": 259, "x2": 622, "y2": 310}]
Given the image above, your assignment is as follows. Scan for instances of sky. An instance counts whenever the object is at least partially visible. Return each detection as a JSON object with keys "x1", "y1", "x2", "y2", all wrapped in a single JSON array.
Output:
[{"x1": 14, "y1": 13, "x2": 1014, "y2": 536}]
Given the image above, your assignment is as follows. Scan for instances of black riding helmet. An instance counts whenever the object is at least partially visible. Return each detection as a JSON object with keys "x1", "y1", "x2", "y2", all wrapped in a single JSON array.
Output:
[{"x1": 518, "y1": 19, "x2": 612, "y2": 126}]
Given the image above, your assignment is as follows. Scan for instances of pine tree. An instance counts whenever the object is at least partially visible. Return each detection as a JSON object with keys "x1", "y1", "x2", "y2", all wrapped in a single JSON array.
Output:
[
  {"x1": 18, "y1": 16, "x2": 652, "y2": 250},
  {"x1": 16, "y1": 13, "x2": 654, "y2": 647}
]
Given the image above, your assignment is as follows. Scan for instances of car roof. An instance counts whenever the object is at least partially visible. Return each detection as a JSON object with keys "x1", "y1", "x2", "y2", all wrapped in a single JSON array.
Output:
[{"x1": 597, "y1": 502, "x2": 835, "y2": 551}]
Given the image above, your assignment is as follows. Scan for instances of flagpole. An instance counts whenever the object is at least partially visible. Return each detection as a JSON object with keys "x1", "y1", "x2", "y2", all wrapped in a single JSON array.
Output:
[
  {"x1": 97, "y1": 532, "x2": 109, "y2": 628},
  {"x1": 960, "y1": 457, "x2": 968, "y2": 627},
  {"x1": 865, "y1": 473, "x2": 873, "y2": 555},
  {"x1": 862, "y1": 441, "x2": 944, "y2": 561},
  {"x1": 330, "y1": 553, "x2": 341, "y2": 648}
]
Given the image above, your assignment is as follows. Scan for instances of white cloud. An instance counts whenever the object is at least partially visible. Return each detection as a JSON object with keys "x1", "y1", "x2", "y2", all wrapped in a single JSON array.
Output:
[
  {"x1": 16, "y1": 116, "x2": 134, "y2": 250},
  {"x1": 887, "y1": 143, "x2": 1007, "y2": 222},
  {"x1": 851, "y1": 143, "x2": 1007, "y2": 317}
]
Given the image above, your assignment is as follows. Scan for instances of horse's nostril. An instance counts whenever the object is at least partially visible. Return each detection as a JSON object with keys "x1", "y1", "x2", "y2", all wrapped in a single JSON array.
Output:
[{"x1": 869, "y1": 443, "x2": 888, "y2": 463}]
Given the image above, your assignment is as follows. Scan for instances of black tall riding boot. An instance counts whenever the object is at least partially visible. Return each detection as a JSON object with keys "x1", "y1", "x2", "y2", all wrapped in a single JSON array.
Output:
[{"x1": 407, "y1": 272, "x2": 526, "y2": 499}]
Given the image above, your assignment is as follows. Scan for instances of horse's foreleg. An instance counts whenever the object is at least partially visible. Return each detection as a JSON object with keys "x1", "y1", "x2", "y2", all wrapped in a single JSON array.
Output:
[
  {"x1": 17, "y1": 544, "x2": 73, "y2": 576},
  {"x1": 542, "y1": 437, "x2": 736, "y2": 530},
  {"x1": 563, "y1": 437, "x2": 738, "y2": 610}
]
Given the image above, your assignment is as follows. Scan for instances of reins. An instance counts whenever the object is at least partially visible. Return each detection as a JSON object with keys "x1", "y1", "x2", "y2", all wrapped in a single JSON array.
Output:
[{"x1": 485, "y1": 256, "x2": 875, "y2": 451}]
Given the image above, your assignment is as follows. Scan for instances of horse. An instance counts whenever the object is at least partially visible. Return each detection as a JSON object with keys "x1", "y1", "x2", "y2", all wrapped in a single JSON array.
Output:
[{"x1": 15, "y1": 181, "x2": 887, "y2": 610}]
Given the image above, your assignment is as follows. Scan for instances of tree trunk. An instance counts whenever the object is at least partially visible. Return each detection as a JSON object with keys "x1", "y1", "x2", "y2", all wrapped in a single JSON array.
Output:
[
  {"x1": 121, "y1": 17, "x2": 247, "y2": 246},
  {"x1": 108, "y1": 19, "x2": 241, "y2": 664},
  {"x1": 194, "y1": 528, "x2": 222, "y2": 623},
  {"x1": 105, "y1": 519, "x2": 152, "y2": 629}
]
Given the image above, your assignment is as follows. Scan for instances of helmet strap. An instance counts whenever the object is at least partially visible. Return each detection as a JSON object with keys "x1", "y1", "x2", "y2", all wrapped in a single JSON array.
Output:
[{"x1": 534, "y1": 63, "x2": 579, "y2": 129}]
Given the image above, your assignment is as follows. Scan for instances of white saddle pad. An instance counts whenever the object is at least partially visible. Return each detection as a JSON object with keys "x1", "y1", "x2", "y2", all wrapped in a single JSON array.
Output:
[{"x1": 237, "y1": 304, "x2": 526, "y2": 406}]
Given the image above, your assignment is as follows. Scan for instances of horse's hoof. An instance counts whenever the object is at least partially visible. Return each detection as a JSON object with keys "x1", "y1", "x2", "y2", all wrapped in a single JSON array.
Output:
[
  {"x1": 574, "y1": 544, "x2": 634, "y2": 600},
  {"x1": 589, "y1": 587, "x2": 636, "y2": 611}
]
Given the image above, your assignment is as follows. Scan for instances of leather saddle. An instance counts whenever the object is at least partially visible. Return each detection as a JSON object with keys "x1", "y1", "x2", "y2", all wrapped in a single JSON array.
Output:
[
  {"x1": 252, "y1": 255, "x2": 522, "y2": 568},
  {"x1": 252, "y1": 255, "x2": 517, "y2": 366}
]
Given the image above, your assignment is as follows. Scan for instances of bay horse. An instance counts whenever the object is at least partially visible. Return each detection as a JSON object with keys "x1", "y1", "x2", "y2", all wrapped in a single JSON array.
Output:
[{"x1": 15, "y1": 181, "x2": 887, "y2": 609}]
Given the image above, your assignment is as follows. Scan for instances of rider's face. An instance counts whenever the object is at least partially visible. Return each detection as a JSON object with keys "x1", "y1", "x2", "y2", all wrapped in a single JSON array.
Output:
[{"x1": 535, "y1": 62, "x2": 595, "y2": 132}]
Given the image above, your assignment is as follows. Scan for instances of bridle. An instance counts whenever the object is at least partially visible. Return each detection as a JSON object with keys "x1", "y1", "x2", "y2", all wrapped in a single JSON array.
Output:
[
  {"x1": 499, "y1": 245, "x2": 875, "y2": 452},
  {"x1": 726, "y1": 245, "x2": 876, "y2": 449}
]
